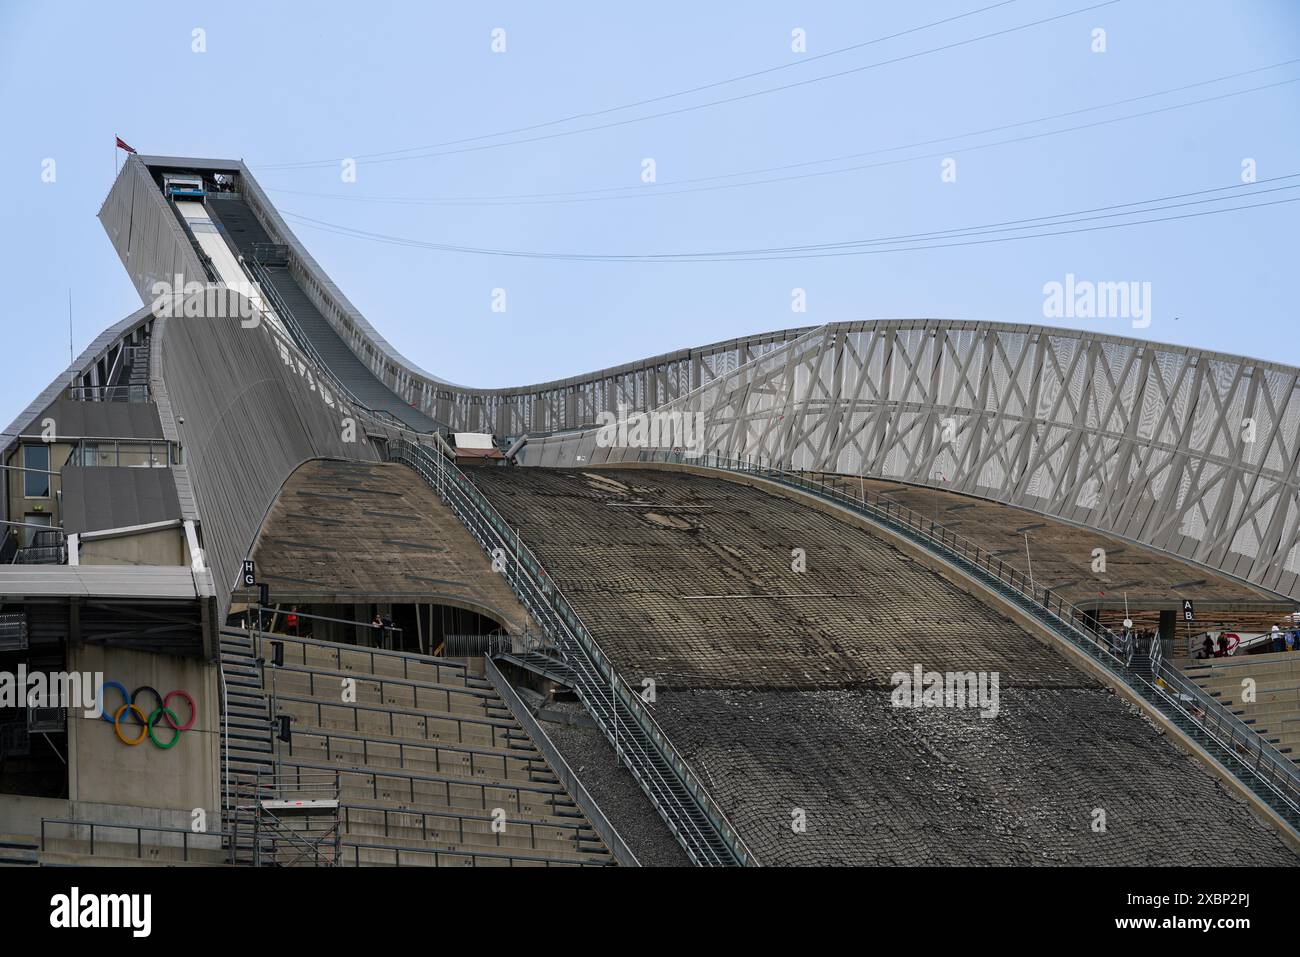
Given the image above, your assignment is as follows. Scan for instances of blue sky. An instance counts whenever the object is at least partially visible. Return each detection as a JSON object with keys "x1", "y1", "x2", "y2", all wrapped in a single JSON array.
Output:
[{"x1": 1, "y1": 0, "x2": 1298, "y2": 425}]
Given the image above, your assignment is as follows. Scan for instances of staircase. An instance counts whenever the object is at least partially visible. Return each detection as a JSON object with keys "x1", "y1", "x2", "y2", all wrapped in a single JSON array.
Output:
[
  {"x1": 219, "y1": 627, "x2": 613, "y2": 866},
  {"x1": 0, "y1": 834, "x2": 39, "y2": 866},
  {"x1": 217, "y1": 629, "x2": 275, "y2": 864},
  {"x1": 390, "y1": 440, "x2": 756, "y2": 866},
  {"x1": 512, "y1": 589, "x2": 737, "y2": 865},
  {"x1": 118, "y1": 342, "x2": 150, "y2": 402},
  {"x1": 496, "y1": 649, "x2": 576, "y2": 688},
  {"x1": 1184, "y1": 652, "x2": 1300, "y2": 759},
  {"x1": 1128, "y1": 638, "x2": 1156, "y2": 683}
]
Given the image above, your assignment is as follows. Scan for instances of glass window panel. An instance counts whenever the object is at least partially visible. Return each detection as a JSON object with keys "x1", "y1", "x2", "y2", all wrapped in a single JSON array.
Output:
[{"x1": 22, "y1": 445, "x2": 49, "y2": 497}]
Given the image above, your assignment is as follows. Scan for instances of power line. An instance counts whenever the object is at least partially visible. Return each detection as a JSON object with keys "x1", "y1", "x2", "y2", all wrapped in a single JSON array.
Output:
[
  {"x1": 263, "y1": 61, "x2": 1300, "y2": 207},
  {"x1": 276, "y1": 176, "x2": 1300, "y2": 263},
  {"x1": 254, "y1": 0, "x2": 1019, "y2": 170},
  {"x1": 677, "y1": 175, "x2": 1300, "y2": 254},
  {"x1": 743, "y1": 196, "x2": 1300, "y2": 261},
  {"x1": 253, "y1": 0, "x2": 1121, "y2": 171}
]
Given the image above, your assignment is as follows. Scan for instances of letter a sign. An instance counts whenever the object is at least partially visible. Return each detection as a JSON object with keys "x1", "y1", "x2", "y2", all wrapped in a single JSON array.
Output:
[{"x1": 1182, "y1": 599, "x2": 1195, "y2": 622}]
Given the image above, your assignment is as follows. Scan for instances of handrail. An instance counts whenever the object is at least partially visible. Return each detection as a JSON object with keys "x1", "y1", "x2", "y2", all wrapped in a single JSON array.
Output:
[
  {"x1": 631, "y1": 450, "x2": 1300, "y2": 823},
  {"x1": 246, "y1": 259, "x2": 421, "y2": 434},
  {"x1": 392, "y1": 441, "x2": 730, "y2": 863},
  {"x1": 339, "y1": 797, "x2": 605, "y2": 841},
  {"x1": 285, "y1": 722, "x2": 542, "y2": 772},
  {"x1": 340, "y1": 837, "x2": 608, "y2": 867},
  {"x1": 233, "y1": 627, "x2": 459, "y2": 677},
  {"x1": 255, "y1": 661, "x2": 495, "y2": 708},
  {"x1": 390, "y1": 438, "x2": 758, "y2": 866},
  {"x1": 277, "y1": 756, "x2": 569, "y2": 804},
  {"x1": 41, "y1": 817, "x2": 226, "y2": 863},
  {"x1": 68, "y1": 438, "x2": 177, "y2": 468},
  {"x1": 67, "y1": 384, "x2": 150, "y2": 402},
  {"x1": 485, "y1": 654, "x2": 640, "y2": 866},
  {"x1": 269, "y1": 691, "x2": 517, "y2": 746}
]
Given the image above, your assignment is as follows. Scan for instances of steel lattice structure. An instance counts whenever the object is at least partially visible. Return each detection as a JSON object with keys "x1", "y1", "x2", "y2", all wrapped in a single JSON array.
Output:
[{"x1": 524, "y1": 321, "x2": 1300, "y2": 601}]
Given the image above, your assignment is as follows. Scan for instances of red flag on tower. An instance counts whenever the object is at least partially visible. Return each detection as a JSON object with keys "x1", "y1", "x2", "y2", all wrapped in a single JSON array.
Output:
[{"x1": 115, "y1": 136, "x2": 137, "y2": 154}]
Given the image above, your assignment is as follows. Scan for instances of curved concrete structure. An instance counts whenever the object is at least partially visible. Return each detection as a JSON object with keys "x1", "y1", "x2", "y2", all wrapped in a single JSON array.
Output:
[
  {"x1": 89, "y1": 156, "x2": 1300, "y2": 605},
  {"x1": 3, "y1": 152, "x2": 1297, "y2": 868}
]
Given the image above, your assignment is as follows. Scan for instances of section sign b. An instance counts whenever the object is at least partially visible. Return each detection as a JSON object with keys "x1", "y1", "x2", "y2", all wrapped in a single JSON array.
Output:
[{"x1": 1182, "y1": 598, "x2": 1195, "y2": 622}]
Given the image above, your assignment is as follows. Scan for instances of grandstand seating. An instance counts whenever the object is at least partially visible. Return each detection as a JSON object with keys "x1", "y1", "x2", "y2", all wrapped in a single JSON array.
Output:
[
  {"x1": 220, "y1": 628, "x2": 613, "y2": 866},
  {"x1": 1184, "y1": 651, "x2": 1300, "y2": 759},
  {"x1": 816, "y1": 475, "x2": 1292, "y2": 642}
]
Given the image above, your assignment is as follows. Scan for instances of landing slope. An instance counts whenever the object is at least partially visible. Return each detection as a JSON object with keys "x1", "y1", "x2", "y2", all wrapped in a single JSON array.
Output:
[{"x1": 471, "y1": 467, "x2": 1295, "y2": 865}]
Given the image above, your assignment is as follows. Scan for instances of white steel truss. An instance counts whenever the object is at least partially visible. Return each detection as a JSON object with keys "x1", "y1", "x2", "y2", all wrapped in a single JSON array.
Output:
[{"x1": 523, "y1": 320, "x2": 1300, "y2": 601}]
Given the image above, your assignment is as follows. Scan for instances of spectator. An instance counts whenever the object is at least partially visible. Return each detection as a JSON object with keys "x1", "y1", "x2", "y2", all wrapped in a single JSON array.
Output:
[
  {"x1": 1199, "y1": 634, "x2": 1215, "y2": 659},
  {"x1": 287, "y1": 605, "x2": 299, "y2": 636},
  {"x1": 1286, "y1": 630, "x2": 1296, "y2": 653},
  {"x1": 371, "y1": 614, "x2": 383, "y2": 646},
  {"x1": 1271, "y1": 625, "x2": 1283, "y2": 653},
  {"x1": 1215, "y1": 633, "x2": 1227, "y2": 658}
]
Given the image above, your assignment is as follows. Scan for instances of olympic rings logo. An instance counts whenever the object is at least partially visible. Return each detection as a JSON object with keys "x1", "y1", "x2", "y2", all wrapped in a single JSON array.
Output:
[{"x1": 99, "y1": 681, "x2": 196, "y2": 749}]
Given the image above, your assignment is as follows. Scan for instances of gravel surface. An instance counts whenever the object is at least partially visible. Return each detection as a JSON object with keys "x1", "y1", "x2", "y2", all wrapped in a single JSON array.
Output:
[
  {"x1": 541, "y1": 700, "x2": 691, "y2": 867},
  {"x1": 656, "y1": 686, "x2": 1298, "y2": 866}
]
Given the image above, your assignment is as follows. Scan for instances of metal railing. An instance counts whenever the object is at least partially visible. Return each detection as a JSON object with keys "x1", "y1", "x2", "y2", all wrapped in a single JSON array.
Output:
[
  {"x1": 485, "y1": 654, "x2": 640, "y2": 866},
  {"x1": 259, "y1": 661, "x2": 492, "y2": 713},
  {"x1": 246, "y1": 258, "x2": 414, "y2": 433},
  {"x1": 280, "y1": 756, "x2": 570, "y2": 811},
  {"x1": 340, "y1": 838, "x2": 608, "y2": 867},
  {"x1": 338, "y1": 799, "x2": 608, "y2": 856},
  {"x1": 390, "y1": 438, "x2": 758, "y2": 866},
  {"x1": 15, "y1": 529, "x2": 65, "y2": 566},
  {"x1": 67, "y1": 384, "x2": 150, "y2": 402},
  {"x1": 70, "y1": 438, "x2": 177, "y2": 468},
  {"x1": 267, "y1": 691, "x2": 516, "y2": 748},
  {"x1": 41, "y1": 818, "x2": 226, "y2": 863},
  {"x1": 0, "y1": 613, "x2": 27, "y2": 650},
  {"x1": 283, "y1": 723, "x2": 534, "y2": 778},
  {"x1": 252, "y1": 242, "x2": 289, "y2": 266},
  {"x1": 234, "y1": 606, "x2": 405, "y2": 649},
  {"x1": 240, "y1": 628, "x2": 449, "y2": 681},
  {"x1": 631, "y1": 449, "x2": 1300, "y2": 823}
]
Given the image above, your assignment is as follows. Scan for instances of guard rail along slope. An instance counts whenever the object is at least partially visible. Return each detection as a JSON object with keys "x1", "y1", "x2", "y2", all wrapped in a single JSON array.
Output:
[
  {"x1": 389, "y1": 439, "x2": 758, "y2": 866},
  {"x1": 631, "y1": 449, "x2": 1300, "y2": 837}
]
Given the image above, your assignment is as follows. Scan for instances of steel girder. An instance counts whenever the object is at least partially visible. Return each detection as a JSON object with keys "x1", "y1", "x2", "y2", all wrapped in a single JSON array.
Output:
[{"x1": 522, "y1": 320, "x2": 1300, "y2": 601}]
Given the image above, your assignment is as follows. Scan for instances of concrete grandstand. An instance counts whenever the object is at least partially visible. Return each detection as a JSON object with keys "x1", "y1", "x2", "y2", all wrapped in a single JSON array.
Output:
[{"x1": 1, "y1": 154, "x2": 1298, "y2": 867}]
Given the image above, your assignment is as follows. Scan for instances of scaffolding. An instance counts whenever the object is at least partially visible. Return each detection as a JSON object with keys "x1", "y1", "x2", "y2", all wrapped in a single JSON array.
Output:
[{"x1": 231, "y1": 770, "x2": 342, "y2": 867}]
